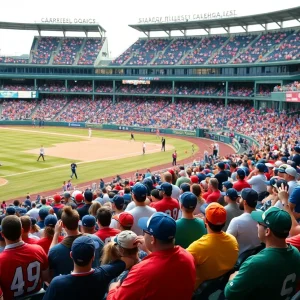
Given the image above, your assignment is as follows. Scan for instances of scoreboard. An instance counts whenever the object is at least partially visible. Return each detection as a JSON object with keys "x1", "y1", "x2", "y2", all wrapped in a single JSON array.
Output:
[{"x1": 0, "y1": 91, "x2": 39, "y2": 99}]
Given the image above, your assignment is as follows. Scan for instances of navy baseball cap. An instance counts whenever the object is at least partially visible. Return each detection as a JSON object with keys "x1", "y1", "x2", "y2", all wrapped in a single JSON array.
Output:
[
  {"x1": 111, "y1": 195, "x2": 125, "y2": 207},
  {"x1": 294, "y1": 146, "x2": 300, "y2": 153},
  {"x1": 264, "y1": 177, "x2": 278, "y2": 186},
  {"x1": 71, "y1": 236, "x2": 95, "y2": 265},
  {"x1": 236, "y1": 169, "x2": 245, "y2": 178},
  {"x1": 226, "y1": 188, "x2": 239, "y2": 200},
  {"x1": 138, "y1": 212, "x2": 176, "y2": 241},
  {"x1": 180, "y1": 192, "x2": 197, "y2": 209},
  {"x1": 0, "y1": 226, "x2": 4, "y2": 242},
  {"x1": 30, "y1": 218, "x2": 37, "y2": 226},
  {"x1": 84, "y1": 190, "x2": 93, "y2": 202},
  {"x1": 6, "y1": 207, "x2": 16, "y2": 215},
  {"x1": 38, "y1": 208, "x2": 49, "y2": 220},
  {"x1": 44, "y1": 215, "x2": 58, "y2": 227},
  {"x1": 222, "y1": 181, "x2": 233, "y2": 189},
  {"x1": 82, "y1": 215, "x2": 96, "y2": 228},
  {"x1": 156, "y1": 182, "x2": 172, "y2": 194},
  {"x1": 63, "y1": 192, "x2": 71, "y2": 198},
  {"x1": 256, "y1": 163, "x2": 265, "y2": 172},
  {"x1": 132, "y1": 183, "x2": 147, "y2": 198},
  {"x1": 241, "y1": 188, "x2": 258, "y2": 207},
  {"x1": 281, "y1": 157, "x2": 288, "y2": 163},
  {"x1": 180, "y1": 183, "x2": 191, "y2": 192},
  {"x1": 218, "y1": 162, "x2": 225, "y2": 169},
  {"x1": 18, "y1": 208, "x2": 27, "y2": 216}
]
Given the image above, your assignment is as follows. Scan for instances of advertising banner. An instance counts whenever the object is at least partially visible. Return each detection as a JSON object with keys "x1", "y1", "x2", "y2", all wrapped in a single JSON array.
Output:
[{"x1": 286, "y1": 92, "x2": 300, "y2": 102}]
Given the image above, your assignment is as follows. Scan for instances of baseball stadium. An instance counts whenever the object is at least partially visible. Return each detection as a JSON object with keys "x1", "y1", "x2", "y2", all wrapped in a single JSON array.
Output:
[{"x1": 0, "y1": 5, "x2": 300, "y2": 300}]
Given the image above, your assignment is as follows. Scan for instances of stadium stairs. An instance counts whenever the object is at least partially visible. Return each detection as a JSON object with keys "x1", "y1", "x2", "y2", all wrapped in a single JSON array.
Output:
[
  {"x1": 49, "y1": 40, "x2": 63, "y2": 65},
  {"x1": 206, "y1": 37, "x2": 231, "y2": 64},
  {"x1": 227, "y1": 33, "x2": 262, "y2": 64},
  {"x1": 149, "y1": 38, "x2": 178, "y2": 65},
  {"x1": 73, "y1": 40, "x2": 87, "y2": 65},
  {"x1": 177, "y1": 38, "x2": 204, "y2": 65},
  {"x1": 28, "y1": 37, "x2": 39, "y2": 63},
  {"x1": 50, "y1": 100, "x2": 71, "y2": 121},
  {"x1": 94, "y1": 38, "x2": 108, "y2": 66},
  {"x1": 28, "y1": 101, "x2": 40, "y2": 119},
  {"x1": 0, "y1": 102, "x2": 3, "y2": 116}
]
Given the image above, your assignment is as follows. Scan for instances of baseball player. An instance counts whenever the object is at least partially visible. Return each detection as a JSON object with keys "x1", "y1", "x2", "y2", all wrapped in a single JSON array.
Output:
[
  {"x1": 37, "y1": 145, "x2": 45, "y2": 161},
  {"x1": 156, "y1": 128, "x2": 160, "y2": 139},
  {"x1": 130, "y1": 132, "x2": 135, "y2": 141},
  {"x1": 172, "y1": 150, "x2": 177, "y2": 166},
  {"x1": 143, "y1": 142, "x2": 146, "y2": 155},
  {"x1": 88, "y1": 128, "x2": 92, "y2": 138},
  {"x1": 161, "y1": 137, "x2": 166, "y2": 152},
  {"x1": 70, "y1": 163, "x2": 78, "y2": 179}
]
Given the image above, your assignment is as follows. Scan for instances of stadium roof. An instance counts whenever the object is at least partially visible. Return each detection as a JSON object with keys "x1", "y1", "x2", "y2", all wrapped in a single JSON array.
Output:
[
  {"x1": 129, "y1": 7, "x2": 300, "y2": 34},
  {"x1": 0, "y1": 21, "x2": 106, "y2": 34}
]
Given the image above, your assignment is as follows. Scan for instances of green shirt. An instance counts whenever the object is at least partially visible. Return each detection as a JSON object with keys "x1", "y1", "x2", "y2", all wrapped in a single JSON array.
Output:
[
  {"x1": 175, "y1": 177, "x2": 191, "y2": 187},
  {"x1": 225, "y1": 245, "x2": 300, "y2": 300},
  {"x1": 175, "y1": 218, "x2": 206, "y2": 249}
]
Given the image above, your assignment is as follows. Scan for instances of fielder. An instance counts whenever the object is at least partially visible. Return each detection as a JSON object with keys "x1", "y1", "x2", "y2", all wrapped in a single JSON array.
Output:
[
  {"x1": 88, "y1": 128, "x2": 92, "y2": 138},
  {"x1": 37, "y1": 145, "x2": 45, "y2": 161}
]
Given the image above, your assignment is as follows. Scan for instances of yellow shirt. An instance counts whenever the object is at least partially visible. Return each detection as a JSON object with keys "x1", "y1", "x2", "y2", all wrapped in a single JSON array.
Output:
[{"x1": 187, "y1": 231, "x2": 239, "y2": 289}]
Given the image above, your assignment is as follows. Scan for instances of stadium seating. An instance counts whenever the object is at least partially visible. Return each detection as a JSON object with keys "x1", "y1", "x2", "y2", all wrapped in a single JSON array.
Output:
[
  {"x1": 274, "y1": 81, "x2": 300, "y2": 91},
  {"x1": 95, "y1": 83, "x2": 113, "y2": 93},
  {"x1": 209, "y1": 35, "x2": 257, "y2": 64},
  {"x1": 38, "y1": 83, "x2": 66, "y2": 92},
  {"x1": 152, "y1": 38, "x2": 200, "y2": 65},
  {"x1": 53, "y1": 38, "x2": 84, "y2": 65},
  {"x1": 77, "y1": 38, "x2": 105, "y2": 65},
  {"x1": 0, "y1": 57, "x2": 28, "y2": 64},
  {"x1": 181, "y1": 36, "x2": 228, "y2": 65},
  {"x1": 31, "y1": 37, "x2": 60, "y2": 64},
  {"x1": 34, "y1": 97, "x2": 68, "y2": 120},
  {"x1": 67, "y1": 82, "x2": 93, "y2": 93},
  {"x1": 228, "y1": 86, "x2": 254, "y2": 97},
  {"x1": 1, "y1": 85, "x2": 35, "y2": 91},
  {"x1": 126, "y1": 39, "x2": 171, "y2": 65},
  {"x1": 1, "y1": 100, "x2": 38, "y2": 120}
]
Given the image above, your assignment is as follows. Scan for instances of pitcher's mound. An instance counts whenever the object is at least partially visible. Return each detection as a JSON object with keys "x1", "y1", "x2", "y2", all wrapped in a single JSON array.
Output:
[{"x1": 0, "y1": 178, "x2": 8, "y2": 187}]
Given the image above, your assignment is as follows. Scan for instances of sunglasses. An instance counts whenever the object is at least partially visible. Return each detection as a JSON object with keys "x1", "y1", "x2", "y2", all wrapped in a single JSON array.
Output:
[
  {"x1": 258, "y1": 222, "x2": 268, "y2": 229},
  {"x1": 143, "y1": 229, "x2": 152, "y2": 236}
]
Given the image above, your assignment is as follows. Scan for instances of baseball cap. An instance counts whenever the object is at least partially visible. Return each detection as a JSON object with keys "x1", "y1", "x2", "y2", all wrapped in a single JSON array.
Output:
[
  {"x1": 256, "y1": 163, "x2": 266, "y2": 172},
  {"x1": 180, "y1": 192, "x2": 197, "y2": 209},
  {"x1": 179, "y1": 170, "x2": 186, "y2": 176},
  {"x1": 18, "y1": 208, "x2": 27, "y2": 216},
  {"x1": 241, "y1": 188, "x2": 258, "y2": 207},
  {"x1": 218, "y1": 162, "x2": 225, "y2": 169},
  {"x1": 225, "y1": 188, "x2": 239, "y2": 201},
  {"x1": 75, "y1": 193, "x2": 84, "y2": 203},
  {"x1": 180, "y1": 183, "x2": 191, "y2": 192},
  {"x1": 251, "y1": 207, "x2": 291, "y2": 235},
  {"x1": 132, "y1": 183, "x2": 147, "y2": 198},
  {"x1": 294, "y1": 146, "x2": 300, "y2": 153},
  {"x1": 278, "y1": 164, "x2": 289, "y2": 173},
  {"x1": 114, "y1": 212, "x2": 134, "y2": 228},
  {"x1": 285, "y1": 167, "x2": 298, "y2": 178},
  {"x1": 6, "y1": 207, "x2": 16, "y2": 215},
  {"x1": 281, "y1": 157, "x2": 288, "y2": 163},
  {"x1": 30, "y1": 218, "x2": 37, "y2": 226},
  {"x1": 44, "y1": 215, "x2": 58, "y2": 227},
  {"x1": 63, "y1": 192, "x2": 71, "y2": 198},
  {"x1": 264, "y1": 177, "x2": 278, "y2": 186},
  {"x1": 82, "y1": 215, "x2": 96, "y2": 228},
  {"x1": 111, "y1": 195, "x2": 125, "y2": 207},
  {"x1": 205, "y1": 203, "x2": 226, "y2": 225},
  {"x1": 114, "y1": 230, "x2": 138, "y2": 249},
  {"x1": 156, "y1": 182, "x2": 172, "y2": 195},
  {"x1": 275, "y1": 160, "x2": 283, "y2": 167},
  {"x1": 222, "y1": 181, "x2": 233, "y2": 189},
  {"x1": 289, "y1": 186, "x2": 300, "y2": 206},
  {"x1": 190, "y1": 175, "x2": 199, "y2": 184},
  {"x1": 71, "y1": 236, "x2": 95, "y2": 265},
  {"x1": 265, "y1": 163, "x2": 275, "y2": 168},
  {"x1": 53, "y1": 194, "x2": 61, "y2": 203},
  {"x1": 38, "y1": 208, "x2": 49, "y2": 220},
  {"x1": 84, "y1": 190, "x2": 93, "y2": 202},
  {"x1": 138, "y1": 212, "x2": 176, "y2": 241},
  {"x1": 168, "y1": 169, "x2": 175, "y2": 176},
  {"x1": 236, "y1": 169, "x2": 245, "y2": 178}
]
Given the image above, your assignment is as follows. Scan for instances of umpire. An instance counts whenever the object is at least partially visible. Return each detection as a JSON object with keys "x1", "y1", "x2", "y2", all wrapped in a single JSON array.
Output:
[
  {"x1": 37, "y1": 145, "x2": 45, "y2": 161},
  {"x1": 161, "y1": 137, "x2": 166, "y2": 152},
  {"x1": 71, "y1": 162, "x2": 78, "y2": 179}
]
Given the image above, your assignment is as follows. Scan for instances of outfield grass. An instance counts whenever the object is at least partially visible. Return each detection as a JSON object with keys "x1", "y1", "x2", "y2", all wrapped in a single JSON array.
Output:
[{"x1": 0, "y1": 127, "x2": 196, "y2": 201}]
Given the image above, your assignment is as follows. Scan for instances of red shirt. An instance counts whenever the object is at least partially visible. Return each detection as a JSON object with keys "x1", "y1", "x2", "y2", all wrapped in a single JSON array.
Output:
[
  {"x1": 150, "y1": 197, "x2": 180, "y2": 219},
  {"x1": 107, "y1": 246, "x2": 195, "y2": 300},
  {"x1": 94, "y1": 228, "x2": 120, "y2": 244},
  {"x1": 22, "y1": 235, "x2": 38, "y2": 244},
  {"x1": 286, "y1": 234, "x2": 300, "y2": 251},
  {"x1": 233, "y1": 180, "x2": 251, "y2": 192},
  {"x1": 37, "y1": 236, "x2": 64, "y2": 254},
  {"x1": 0, "y1": 242, "x2": 48, "y2": 299},
  {"x1": 203, "y1": 190, "x2": 221, "y2": 203}
]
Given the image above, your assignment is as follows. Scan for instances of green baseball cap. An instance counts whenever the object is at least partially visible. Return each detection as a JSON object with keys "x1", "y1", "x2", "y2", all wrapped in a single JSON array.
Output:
[{"x1": 251, "y1": 207, "x2": 291, "y2": 235}]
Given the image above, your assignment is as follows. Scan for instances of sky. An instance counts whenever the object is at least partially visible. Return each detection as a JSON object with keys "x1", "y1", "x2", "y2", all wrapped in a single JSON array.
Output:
[{"x1": 0, "y1": 0, "x2": 299, "y2": 58}]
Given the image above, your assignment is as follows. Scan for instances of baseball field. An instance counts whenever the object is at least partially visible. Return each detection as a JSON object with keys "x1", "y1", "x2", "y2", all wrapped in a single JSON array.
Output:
[{"x1": 0, "y1": 126, "x2": 197, "y2": 201}]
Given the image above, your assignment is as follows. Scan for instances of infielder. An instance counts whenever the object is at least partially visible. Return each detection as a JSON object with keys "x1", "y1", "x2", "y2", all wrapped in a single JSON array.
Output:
[
  {"x1": 37, "y1": 145, "x2": 45, "y2": 161},
  {"x1": 88, "y1": 128, "x2": 92, "y2": 138},
  {"x1": 143, "y1": 142, "x2": 146, "y2": 155},
  {"x1": 71, "y1": 162, "x2": 78, "y2": 179}
]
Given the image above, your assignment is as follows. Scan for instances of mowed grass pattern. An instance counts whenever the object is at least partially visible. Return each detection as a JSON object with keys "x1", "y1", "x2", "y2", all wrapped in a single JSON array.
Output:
[{"x1": 0, "y1": 127, "x2": 195, "y2": 201}]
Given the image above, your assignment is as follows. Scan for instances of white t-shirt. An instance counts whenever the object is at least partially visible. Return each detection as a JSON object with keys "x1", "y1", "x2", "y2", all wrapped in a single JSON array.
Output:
[
  {"x1": 171, "y1": 184, "x2": 181, "y2": 200},
  {"x1": 128, "y1": 205, "x2": 156, "y2": 235},
  {"x1": 247, "y1": 174, "x2": 267, "y2": 194},
  {"x1": 226, "y1": 212, "x2": 261, "y2": 254},
  {"x1": 125, "y1": 201, "x2": 136, "y2": 212},
  {"x1": 26, "y1": 208, "x2": 40, "y2": 220},
  {"x1": 288, "y1": 180, "x2": 298, "y2": 196}
]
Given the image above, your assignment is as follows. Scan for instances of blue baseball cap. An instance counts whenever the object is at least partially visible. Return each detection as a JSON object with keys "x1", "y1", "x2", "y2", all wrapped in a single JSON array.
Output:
[
  {"x1": 256, "y1": 163, "x2": 266, "y2": 172},
  {"x1": 180, "y1": 183, "x2": 191, "y2": 192},
  {"x1": 281, "y1": 157, "x2": 288, "y2": 163},
  {"x1": 180, "y1": 192, "x2": 197, "y2": 209},
  {"x1": 44, "y1": 215, "x2": 58, "y2": 227},
  {"x1": 156, "y1": 182, "x2": 172, "y2": 195},
  {"x1": 222, "y1": 181, "x2": 233, "y2": 189},
  {"x1": 289, "y1": 186, "x2": 300, "y2": 205},
  {"x1": 138, "y1": 212, "x2": 176, "y2": 241},
  {"x1": 71, "y1": 236, "x2": 95, "y2": 265},
  {"x1": 6, "y1": 207, "x2": 16, "y2": 215},
  {"x1": 30, "y1": 218, "x2": 37, "y2": 226},
  {"x1": 241, "y1": 188, "x2": 258, "y2": 207},
  {"x1": 82, "y1": 215, "x2": 96, "y2": 228},
  {"x1": 132, "y1": 183, "x2": 147, "y2": 198},
  {"x1": 236, "y1": 169, "x2": 246, "y2": 178},
  {"x1": 111, "y1": 195, "x2": 125, "y2": 207},
  {"x1": 264, "y1": 177, "x2": 278, "y2": 186},
  {"x1": 225, "y1": 188, "x2": 239, "y2": 200},
  {"x1": 294, "y1": 146, "x2": 300, "y2": 153},
  {"x1": 38, "y1": 208, "x2": 49, "y2": 220},
  {"x1": 218, "y1": 162, "x2": 225, "y2": 169}
]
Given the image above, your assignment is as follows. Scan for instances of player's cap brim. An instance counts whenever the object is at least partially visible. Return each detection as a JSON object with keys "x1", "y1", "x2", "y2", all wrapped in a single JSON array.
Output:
[
  {"x1": 138, "y1": 217, "x2": 149, "y2": 231},
  {"x1": 251, "y1": 211, "x2": 264, "y2": 223}
]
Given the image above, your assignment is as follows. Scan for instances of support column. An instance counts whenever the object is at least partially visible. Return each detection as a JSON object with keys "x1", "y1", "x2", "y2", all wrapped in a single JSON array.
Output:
[
  {"x1": 65, "y1": 80, "x2": 68, "y2": 91},
  {"x1": 92, "y1": 80, "x2": 95, "y2": 101},
  {"x1": 225, "y1": 81, "x2": 228, "y2": 107},
  {"x1": 253, "y1": 99, "x2": 257, "y2": 109},
  {"x1": 172, "y1": 81, "x2": 175, "y2": 104},
  {"x1": 279, "y1": 100, "x2": 283, "y2": 111},
  {"x1": 34, "y1": 79, "x2": 37, "y2": 90},
  {"x1": 113, "y1": 80, "x2": 116, "y2": 104}
]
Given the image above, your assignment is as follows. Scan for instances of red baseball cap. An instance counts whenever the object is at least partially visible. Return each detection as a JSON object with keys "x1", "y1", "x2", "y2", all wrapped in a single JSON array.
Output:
[
  {"x1": 205, "y1": 203, "x2": 226, "y2": 225},
  {"x1": 114, "y1": 212, "x2": 134, "y2": 228},
  {"x1": 190, "y1": 175, "x2": 199, "y2": 184},
  {"x1": 168, "y1": 169, "x2": 175, "y2": 176},
  {"x1": 75, "y1": 193, "x2": 84, "y2": 203},
  {"x1": 53, "y1": 194, "x2": 61, "y2": 203}
]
